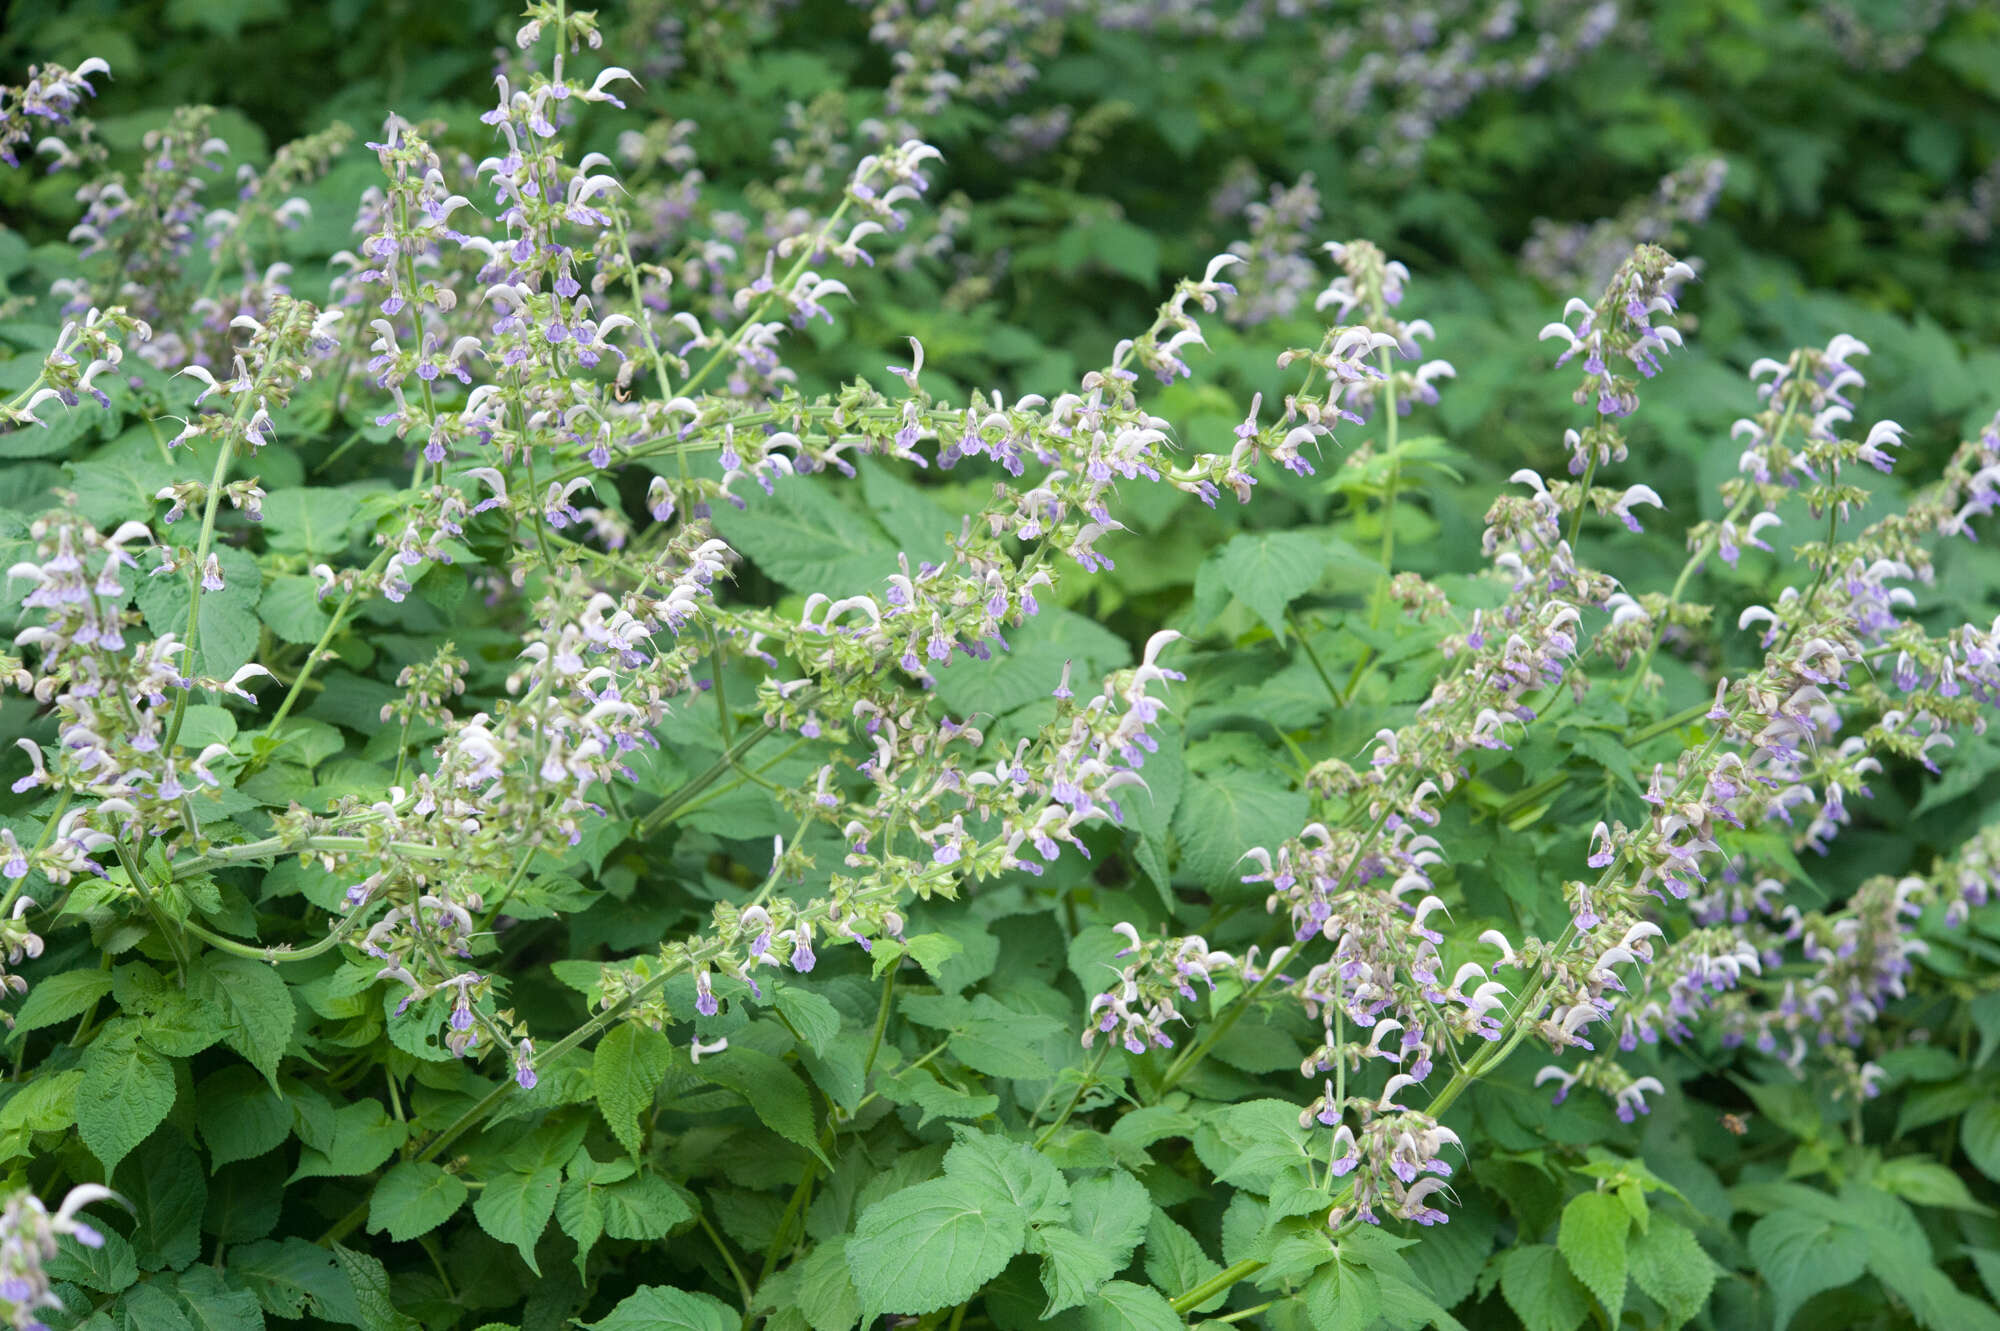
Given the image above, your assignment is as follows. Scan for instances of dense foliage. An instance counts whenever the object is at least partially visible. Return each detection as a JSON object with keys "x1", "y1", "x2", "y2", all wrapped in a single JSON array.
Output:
[{"x1": 4, "y1": 2, "x2": 2000, "y2": 1330}]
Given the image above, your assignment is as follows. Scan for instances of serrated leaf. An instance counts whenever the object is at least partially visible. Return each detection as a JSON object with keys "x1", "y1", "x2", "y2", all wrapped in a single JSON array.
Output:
[
  {"x1": 943, "y1": 1130, "x2": 1069, "y2": 1226},
  {"x1": 9, "y1": 969, "x2": 113, "y2": 1038},
  {"x1": 228, "y1": 1237, "x2": 363, "y2": 1325},
  {"x1": 0, "y1": 1069, "x2": 81, "y2": 1134},
  {"x1": 845, "y1": 1178, "x2": 1028, "y2": 1316},
  {"x1": 1172, "y1": 767, "x2": 1307, "y2": 895},
  {"x1": 1305, "y1": 1259, "x2": 1382, "y2": 1331},
  {"x1": 77, "y1": 1034, "x2": 176, "y2": 1175},
  {"x1": 262, "y1": 488, "x2": 360, "y2": 554},
  {"x1": 134, "y1": 545, "x2": 262, "y2": 680},
  {"x1": 328, "y1": 1243, "x2": 419, "y2": 1331},
  {"x1": 879, "y1": 1064, "x2": 998, "y2": 1127},
  {"x1": 473, "y1": 1165, "x2": 562, "y2": 1273},
  {"x1": 693, "y1": 1046, "x2": 827, "y2": 1164},
  {"x1": 554, "y1": 1175, "x2": 606, "y2": 1281},
  {"x1": 1193, "y1": 530, "x2": 1330, "y2": 638},
  {"x1": 166, "y1": 1265, "x2": 267, "y2": 1331},
  {"x1": 593, "y1": 1021, "x2": 673, "y2": 1158},
  {"x1": 118, "y1": 1130, "x2": 206, "y2": 1271},
  {"x1": 1069, "y1": 1170, "x2": 1149, "y2": 1267},
  {"x1": 1628, "y1": 1217, "x2": 1715, "y2": 1330},
  {"x1": 1078, "y1": 1279, "x2": 1182, "y2": 1331},
  {"x1": 1036, "y1": 1225, "x2": 1120, "y2": 1315},
  {"x1": 708, "y1": 479, "x2": 898, "y2": 594},
  {"x1": 196, "y1": 1066, "x2": 293, "y2": 1168},
  {"x1": 1964, "y1": 1101, "x2": 2000, "y2": 1182},
  {"x1": 113, "y1": 1279, "x2": 197, "y2": 1331},
  {"x1": 47, "y1": 1227, "x2": 139, "y2": 1294},
  {"x1": 367, "y1": 1162, "x2": 468, "y2": 1243},
  {"x1": 599, "y1": 1172, "x2": 694, "y2": 1240},
  {"x1": 1874, "y1": 1155, "x2": 1993, "y2": 1213},
  {"x1": 1746, "y1": 1210, "x2": 1867, "y2": 1330},
  {"x1": 796, "y1": 1239, "x2": 861, "y2": 1331},
  {"x1": 201, "y1": 955, "x2": 294, "y2": 1088},
  {"x1": 1557, "y1": 1190, "x2": 1628, "y2": 1318},
  {"x1": 288, "y1": 1100, "x2": 405, "y2": 1182},
  {"x1": 1499, "y1": 1245, "x2": 1589, "y2": 1331},
  {"x1": 1144, "y1": 1209, "x2": 1222, "y2": 1313},
  {"x1": 770, "y1": 986, "x2": 841, "y2": 1058},
  {"x1": 259, "y1": 576, "x2": 333, "y2": 644},
  {"x1": 582, "y1": 1285, "x2": 735, "y2": 1331}
]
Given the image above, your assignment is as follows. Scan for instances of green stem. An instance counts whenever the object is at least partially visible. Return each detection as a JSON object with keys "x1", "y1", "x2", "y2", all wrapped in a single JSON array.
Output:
[
  {"x1": 1170, "y1": 1260, "x2": 1266, "y2": 1315},
  {"x1": 1033, "y1": 1044, "x2": 1110, "y2": 1150},
  {"x1": 1287, "y1": 607, "x2": 1343, "y2": 708},
  {"x1": 696, "y1": 1206, "x2": 755, "y2": 1309},
  {"x1": 638, "y1": 721, "x2": 784, "y2": 836},
  {"x1": 164, "y1": 418, "x2": 246, "y2": 750},
  {"x1": 254, "y1": 550, "x2": 390, "y2": 746}
]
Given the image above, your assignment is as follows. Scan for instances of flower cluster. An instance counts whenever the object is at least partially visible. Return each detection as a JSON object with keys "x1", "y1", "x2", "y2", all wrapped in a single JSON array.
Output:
[
  {"x1": 0, "y1": 57, "x2": 108, "y2": 172},
  {"x1": 0, "y1": 1183, "x2": 118, "y2": 1331}
]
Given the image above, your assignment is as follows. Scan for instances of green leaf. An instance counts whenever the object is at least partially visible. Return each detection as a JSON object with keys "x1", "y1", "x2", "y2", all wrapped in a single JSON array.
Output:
[
  {"x1": 47, "y1": 1227, "x2": 139, "y2": 1294},
  {"x1": 1627, "y1": 1217, "x2": 1715, "y2": 1330},
  {"x1": 1557, "y1": 1190, "x2": 1629, "y2": 1319},
  {"x1": 1077, "y1": 1280, "x2": 1182, "y2": 1331},
  {"x1": 878, "y1": 1064, "x2": 998, "y2": 1127},
  {"x1": 1874, "y1": 1155, "x2": 1993, "y2": 1213},
  {"x1": 328, "y1": 1244, "x2": 420, "y2": 1331},
  {"x1": 773, "y1": 987, "x2": 841, "y2": 1057},
  {"x1": 133, "y1": 545, "x2": 262, "y2": 680},
  {"x1": 1143, "y1": 1209, "x2": 1221, "y2": 1313},
  {"x1": 1035, "y1": 1225, "x2": 1120, "y2": 1315},
  {"x1": 599, "y1": 1172, "x2": 694, "y2": 1240},
  {"x1": 367, "y1": 1161, "x2": 468, "y2": 1243},
  {"x1": 1194, "y1": 1098, "x2": 1314, "y2": 1193},
  {"x1": 9, "y1": 969, "x2": 113, "y2": 1038},
  {"x1": 942, "y1": 1130, "x2": 1069, "y2": 1226},
  {"x1": 262, "y1": 488, "x2": 360, "y2": 554},
  {"x1": 796, "y1": 1239, "x2": 862, "y2": 1331},
  {"x1": 113, "y1": 1279, "x2": 197, "y2": 1331},
  {"x1": 166, "y1": 1265, "x2": 267, "y2": 1331},
  {"x1": 582, "y1": 1286, "x2": 736, "y2": 1331},
  {"x1": 593, "y1": 1021, "x2": 674, "y2": 1158},
  {"x1": 1069, "y1": 1170, "x2": 1149, "y2": 1268},
  {"x1": 106, "y1": 962, "x2": 223, "y2": 1058},
  {"x1": 472, "y1": 1165, "x2": 562, "y2": 1273},
  {"x1": 289, "y1": 1100, "x2": 405, "y2": 1181},
  {"x1": 931, "y1": 608, "x2": 1132, "y2": 719},
  {"x1": 708, "y1": 479, "x2": 899, "y2": 594},
  {"x1": 1305, "y1": 1259, "x2": 1383, "y2": 1331},
  {"x1": 200, "y1": 955, "x2": 295, "y2": 1088},
  {"x1": 1193, "y1": 530, "x2": 1330, "y2": 639},
  {"x1": 118, "y1": 1130, "x2": 206, "y2": 1272},
  {"x1": 229, "y1": 1237, "x2": 364, "y2": 1325},
  {"x1": 0, "y1": 1069, "x2": 81, "y2": 1134},
  {"x1": 77, "y1": 1033, "x2": 176, "y2": 1175},
  {"x1": 1746, "y1": 1210, "x2": 1867, "y2": 1330},
  {"x1": 554, "y1": 1174, "x2": 607, "y2": 1281},
  {"x1": 196, "y1": 1066, "x2": 293, "y2": 1168},
  {"x1": 1499, "y1": 1245, "x2": 1589, "y2": 1331},
  {"x1": 259, "y1": 576, "x2": 333, "y2": 644},
  {"x1": 1172, "y1": 767, "x2": 1307, "y2": 895},
  {"x1": 846, "y1": 1178, "x2": 1028, "y2": 1316},
  {"x1": 1964, "y1": 1100, "x2": 2000, "y2": 1182},
  {"x1": 693, "y1": 1046, "x2": 827, "y2": 1164}
]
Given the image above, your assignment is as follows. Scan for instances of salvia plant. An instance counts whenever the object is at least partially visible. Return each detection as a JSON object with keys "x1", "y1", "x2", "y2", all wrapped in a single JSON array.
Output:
[{"x1": 3, "y1": 5, "x2": 2000, "y2": 1331}]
